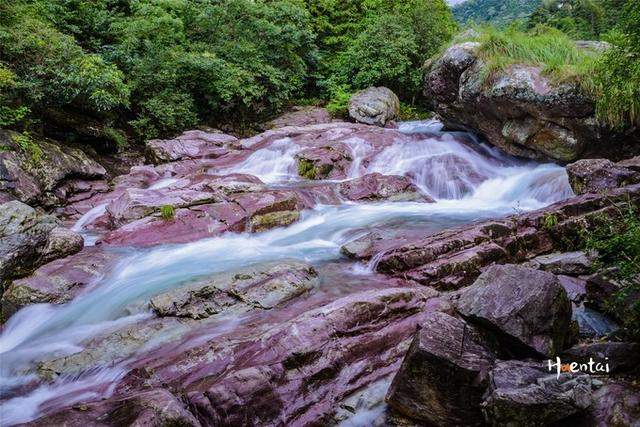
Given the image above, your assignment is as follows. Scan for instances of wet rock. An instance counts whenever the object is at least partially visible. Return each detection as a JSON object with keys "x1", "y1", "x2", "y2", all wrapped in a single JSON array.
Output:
[
  {"x1": 101, "y1": 202, "x2": 247, "y2": 246},
  {"x1": 524, "y1": 250, "x2": 596, "y2": 275},
  {"x1": 562, "y1": 341, "x2": 640, "y2": 374},
  {"x1": 386, "y1": 311, "x2": 495, "y2": 426},
  {"x1": 150, "y1": 261, "x2": 318, "y2": 318},
  {"x1": 455, "y1": 264, "x2": 572, "y2": 358},
  {"x1": 584, "y1": 381, "x2": 640, "y2": 426},
  {"x1": 0, "y1": 130, "x2": 108, "y2": 207},
  {"x1": 482, "y1": 360, "x2": 593, "y2": 426},
  {"x1": 295, "y1": 144, "x2": 353, "y2": 180},
  {"x1": 337, "y1": 173, "x2": 433, "y2": 202},
  {"x1": 0, "y1": 201, "x2": 83, "y2": 293},
  {"x1": 567, "y1": 158, "x2": 639, "y2": 195},
  {"x1": 349, "y1": 87, "x2": 400, "y2": 127},
  {"x1": 146, "y1": 129, "x2": 238, "y2": 164},
  {"x1": 27, "y1": 388, "x2": 200, "y2": 427},
  {"x1": 135, "y1": 287, "x2": 443, "y2": 426},
  {"x1": 106, "y1": 187, "x2": 220, "y2": 225},
  {"x1": 423, "y1": 44, "x2": 632, "y2": 162},
  {"x1": 2, "y1": 247, "x2": 120, "y2": 319},
  {"x1": 249, "y1": 210, "x2": 300, "y2": 232},
  {"x1": 573, "y1": 305, "x2": 620, "y2": 338},
  {"x1": 264, "y1": 106, "x2": 332, "y2": 129}
]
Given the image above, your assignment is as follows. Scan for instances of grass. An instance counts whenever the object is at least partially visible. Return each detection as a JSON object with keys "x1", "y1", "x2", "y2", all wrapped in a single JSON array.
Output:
[
  {"x1": 12, "y1": 132, "x2": 43, "y2": 164},
  {"x1": 464, "y1": 25, "x2": 599, "y2": 84},
  {"x1": 159, "y1": 205, "x2": 175, "y2": 221}
]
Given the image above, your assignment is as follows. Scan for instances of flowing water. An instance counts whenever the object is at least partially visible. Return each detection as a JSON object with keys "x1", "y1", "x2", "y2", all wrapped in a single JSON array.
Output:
[{"x1": 0, "y1": 121, "x2": 574, "y2": 425}]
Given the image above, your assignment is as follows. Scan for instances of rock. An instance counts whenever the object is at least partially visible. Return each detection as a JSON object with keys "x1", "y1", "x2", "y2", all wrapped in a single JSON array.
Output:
[
  {"x1": 150, "y1": 261, "x2": 318, "y2": 318},
  {"x1": 584, "y1": 381, "x2": 640, "y2": 426},
  {"x1": 573, "y1": 305, "x2": 620, "y2": 338},
  {"x1": 249, "y1": 210, "x2": 300, "y2": 232},
  {"x1": 386, "y1": 311, "x2": 495, "y2": 426},
  {"x1": 0, "y1": 130, "x2": 108, "y2": 207},
  {"x1": 566, "y1": 158, "x2": 639, "y2": 195},
  {"x1": 26, "y1": 388, "x2": 200, "y2": 427},
  {"x1": 524, "y1": 250, "x2": 596, "y2": 275},
  {"x1": 455, "y1": 264, "x2": 573, "y2": 358},
  {"x1": 295, "y1": 144, "x2": 353, "y2": 180},
  {"x1": 0, "y1": 201, "x2": 83, "y2": 293},
  {"x1": 264, "y1": 106, "x2": 332, "y2": 129},
  {"x1": 337, "y1": 173, "x2": 433, "y2": 202},
  {"x1": 562, "y1": 341, "x2": 640, "y2": 374},
  {"x1": 585, "y1": 271, "x2": 627, "y2": 313},
  {"x1": 2, "y1": 248, "x2": 119, "y2": 319},
  {"x1": 617, "y1": 155, "x2": 640, "y2": 172},
  {"x1": 482, "y1": 360, "x2": 593, "y2": 426},
  {"x1": 348, "y1": 87, "x2": 400, "y2": 127},
  {"x1": 145, "y1": 129, "x2": 238, "y2": 164},
  {"x1": 423, "y1": 43, "x2": 636, "y2": 162}
]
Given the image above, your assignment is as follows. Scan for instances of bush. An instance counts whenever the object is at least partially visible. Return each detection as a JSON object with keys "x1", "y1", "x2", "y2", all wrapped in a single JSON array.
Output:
[
  {"x1": 588, "y1": 0, "x2": 640, "y2": 128},
  {"x1": 583, "y1": 204, "x2": 640, "y2": 340},
  {"x1": 325, "y1": 84, "x2": 352, "y2": 118}
]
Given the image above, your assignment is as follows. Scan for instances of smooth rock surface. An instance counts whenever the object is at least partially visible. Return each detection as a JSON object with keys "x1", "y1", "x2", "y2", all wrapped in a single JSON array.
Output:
[{"x1": 455, "y1": 264, "x2": 572, "y2": 358}]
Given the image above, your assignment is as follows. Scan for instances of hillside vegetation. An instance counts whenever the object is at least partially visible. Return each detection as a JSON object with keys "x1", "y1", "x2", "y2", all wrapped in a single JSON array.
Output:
[
  {"x1": 0, "y1": 0, "x2": 456, "y2": 145},
  {"x1": 453, "y1": 0, "x2": 540, "y2": 26}
]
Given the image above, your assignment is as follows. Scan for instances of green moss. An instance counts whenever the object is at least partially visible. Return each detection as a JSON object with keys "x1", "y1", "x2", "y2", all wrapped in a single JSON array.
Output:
[
  {"x1": 298, "y1": 159, "x2": 318, "y2": 180},
  {"x1": 159, "y1": 205, "x2": 175, "y2": 221},
  {"x1": 12, "y1": 133, "x2": 43, "y2": 165}
]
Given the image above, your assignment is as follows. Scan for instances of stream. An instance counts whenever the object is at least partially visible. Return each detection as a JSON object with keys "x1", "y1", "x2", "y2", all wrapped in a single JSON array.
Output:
[{"x1": 0, "y1": 120, "x2": 574, "y2": 425}]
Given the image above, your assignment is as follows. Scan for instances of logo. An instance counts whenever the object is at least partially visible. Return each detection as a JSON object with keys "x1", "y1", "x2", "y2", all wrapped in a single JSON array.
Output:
[{"x1": 547, "y1": 357, "x2": 610, "y2": 379}]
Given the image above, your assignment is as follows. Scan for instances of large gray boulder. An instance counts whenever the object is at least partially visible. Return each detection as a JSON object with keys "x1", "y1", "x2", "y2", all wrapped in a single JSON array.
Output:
[
  {"x1": 348, "y1": 87, "x2": 400, "y2": 127},
  {"x1": 482, "y1": 360, "x2": 593, "y2": 426},
  {"x1": 424, "y1": 43, "x2": 637, "y2": 162},
  {"x1": 455, "y1": 264, "x2": 573, "y2": 358},
  {"x1": 0, "y1": 201, "x2": 83, "y2": 297},
  {"x1": 386, "y1": 311, "x2": 495, "y2": 426}
]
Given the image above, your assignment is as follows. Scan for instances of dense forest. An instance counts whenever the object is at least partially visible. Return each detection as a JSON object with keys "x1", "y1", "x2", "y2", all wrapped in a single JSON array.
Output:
[
  {"x1": 0, "y1": 0, "x2": 456, "y2": 146},
  {"x1": 452, "y1": 0, "x2": 540, "y2": 26}
]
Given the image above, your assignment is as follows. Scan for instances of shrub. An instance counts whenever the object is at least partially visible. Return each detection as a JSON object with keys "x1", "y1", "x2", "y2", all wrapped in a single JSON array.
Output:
[
  {"x1": 160, "y1": 204, "x2": 175, "y2": 221},
  {"x1": 325, "y1": 84, "x2": 352, "y2": 118},
  {"x1": 583, "y1": 204, "x2": 640, "y2": 339}
]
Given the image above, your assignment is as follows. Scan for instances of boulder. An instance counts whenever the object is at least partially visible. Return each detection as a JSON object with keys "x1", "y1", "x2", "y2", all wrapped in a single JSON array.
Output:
[
  {"x1": 566, "y1": 158, "x2": 639, "y2": 195},
  {"x1": 562, "y1": 341, "x2": 640, "y2": 374},
  {"x1": 145, "y1": 129, "x2": 238, "y2": 164},
  {"x1": 348, "y1": 87, "x2": 400, "y2": 127},
  {"x1": 482, "y1": 360, "x2": 593, "y2": 426},
  {"x1": 423, "y1": 43, "x2": 636, "y2": 162},
  {"x1": 386, "y1": 311, "x2": 495, "y2": 426},
  {"x1": 524, "y1": 250, "x2": 596, "y2": 275},
  {"x1": 585, "y1": 381, "x2": 640, "y2": 426},
  {"x1": 455, "y1": 264, "x2": 573, "y2": 358},
  {"x1": 295, "y1": 144, "x2": 353, "y2": 180},
  {"x1": 2, "y1": 248, "x2": 119, "y2": 319},
  {"x1": 337, "y1": 173, "x2": 433, "y2": 202},
  {"x1": 150, "y1": 261, "x2": 318, "y2": 318},
  {"x1": 0, "y1": 130, "x2": 108, "y2": 207},
  {"x1": 0, "y1": 201, "x2": 83, "y2": 293}
]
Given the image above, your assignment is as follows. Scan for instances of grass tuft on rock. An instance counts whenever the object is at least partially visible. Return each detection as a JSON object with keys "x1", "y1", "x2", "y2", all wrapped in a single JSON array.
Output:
[{"x1": 159, "y1": 205, "x2": 175, "y2": 221}]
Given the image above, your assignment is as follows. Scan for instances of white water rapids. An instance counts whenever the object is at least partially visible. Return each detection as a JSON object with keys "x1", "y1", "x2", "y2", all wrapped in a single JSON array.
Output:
[{"x1": 0, "y1": 121, "x2": 574, "y2": 425}]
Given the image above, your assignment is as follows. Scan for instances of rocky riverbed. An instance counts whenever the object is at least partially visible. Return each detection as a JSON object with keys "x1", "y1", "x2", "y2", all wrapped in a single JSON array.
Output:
[{"x1": 1, "y1": 116, "x2": 638, "y2": 426}]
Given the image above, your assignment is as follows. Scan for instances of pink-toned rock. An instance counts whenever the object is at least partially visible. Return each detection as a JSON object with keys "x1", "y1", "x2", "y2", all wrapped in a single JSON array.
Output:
[
  {"x1": 295, "y1": 143, "x2": 354, "y2": 180},
  {"x1": 338, "y1": 173, "x2": 433, "y2": 202},
  {"x1": 567, "y1": 158, "x2": 639, "y2": 195},
  {"x1": 264, "y1": 106, "x2": 332, "y2": 129},
  {"x1": 101, "y1": 202, "x2": 247, "y2": 246},
  {"x1": 2, "y1": 247, "x2": 119, "y2": 319},
  {"x1": 146, "y1": 130, "x2": 239, "y2": 164}
]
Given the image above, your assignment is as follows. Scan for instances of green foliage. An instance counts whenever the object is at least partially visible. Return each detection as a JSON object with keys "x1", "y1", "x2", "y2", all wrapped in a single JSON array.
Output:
[
  {"x1": 12, "y1": 132, "x2": 43, "y2": 164},
  {"x1": 471, "y1": 26, "x2": 598, "y2": 83},
  {"x1": 325, "y1": 84, "x2": 352, "y2": 118},
  {"x1": 527, "y1": 0, "x2": 626, "y2": 39},
  {"x1": 583, "y1": 204, "x2": 640, "y2": 339},
  {"x1": 453, "y1": 0, "x2": 541, "y2": 27},
  {"x1": 587, "y1": 0, "x2": 640, "y2": 128},
  {"x1": 398, "y1": 103, "x2": 431, "y2": 121},
  {"x1": 322, "y1": 0, "x2": 456, "y2": 99},
  {"x1": 160, "y1": 204, "x2": 175, "y2": 221}
]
